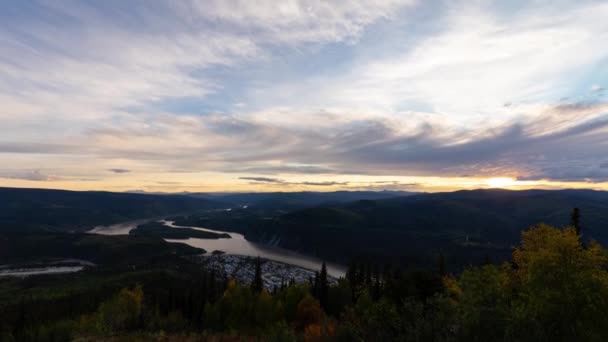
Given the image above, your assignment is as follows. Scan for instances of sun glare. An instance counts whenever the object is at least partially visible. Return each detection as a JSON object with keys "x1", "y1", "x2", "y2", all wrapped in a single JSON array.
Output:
[{"x1": 486, "y1": 177, "x2": 517, "y2": 188}]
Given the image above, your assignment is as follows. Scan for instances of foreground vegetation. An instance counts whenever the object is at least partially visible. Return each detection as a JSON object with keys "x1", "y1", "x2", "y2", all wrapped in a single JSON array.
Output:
[{"x1": 3, "y1": 221, "x2": 607, "y2": 341}]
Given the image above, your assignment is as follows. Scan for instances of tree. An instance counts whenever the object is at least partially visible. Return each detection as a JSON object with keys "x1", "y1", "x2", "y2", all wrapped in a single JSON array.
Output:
[
  {"x1": 13, "y1": 297, "x2": 26, "y2": 341},
  {"x1": 365, "y1": 263, "x2": 372, "y2": 286},
  {"x1": 251, "y1": 256, "x2": 264, "y2": 294},
  {"x1": 327, "y1": 279, "x2": 352, "y2": 316},
  {"x1": 372, "y1": 265, "x2": 381, "y2": 301},
  {"x1": 295, "y1": 295, "x2": 324, "y2": 330},
  {"x1": 318, "y1": 262, "x2": 329, "y2": 312},
  {"x1": 277, "y1": 283, "x2": 309, "y2": 322},
  {"x1": 95, "y1": 285, "x2": 144, "y2": 334},
  {"x1": 454, "y1": 224, "x2": 608, "y2": 341},
  {"x1": 571, "y1": 207, "x2": 581, "y2": 236},
  {"x1": 438, "y1": 252, "x2": 446, "y2": 276}
]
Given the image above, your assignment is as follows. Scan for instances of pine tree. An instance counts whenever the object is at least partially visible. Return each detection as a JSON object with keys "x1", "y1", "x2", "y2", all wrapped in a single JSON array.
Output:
[
  {"x1": 208, "y1": 269, "x2": 216, "y2": 302},
  {"x1": 313, "y1": 271, "x2": 320, "y2": 297},
  {"x1": 357, "y1": 262, "x2": 366, "y2": 286},
  {"x1": 373, "y1": 265, "x2": 381, "y2": 301},
  {"x1": 571, "y1": 207, "x2": 581, "y2": 236},
  {"x1": 13, "y1": 297, "x2": 26, "y2": 340},
  {"x1": 251, "y1": 256, "x2": 264, "y2": 293},
  {"x1": 318, "y1": 262, "x2": 329, "y2": 311},
  {"x1": 438, "y1": 252, "x2": 446, "y2": 276},
  {"x1": 365, "y1": 263, "x2": 372, "y2": 286},
  {"x1": 346, "y1": 260, "x2": 357, "y2": 286},
  {"x1": 484, "y1": 254, "x2": 492, "y2": 265}
]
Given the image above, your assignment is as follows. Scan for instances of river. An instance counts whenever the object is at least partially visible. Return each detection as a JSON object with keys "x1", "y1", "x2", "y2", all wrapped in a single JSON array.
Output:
[
  {"x1": 0, "y1": 266, "x2": 84, "y2": 278},
  {"x1": 91, "y1": 219, "x2": 346, "y2": 278}
]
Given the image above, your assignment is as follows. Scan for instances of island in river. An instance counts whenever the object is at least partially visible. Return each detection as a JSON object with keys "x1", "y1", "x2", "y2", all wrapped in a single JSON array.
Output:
[{"x1": 130, "y1": 221, "x2": 231, "y2": 239}]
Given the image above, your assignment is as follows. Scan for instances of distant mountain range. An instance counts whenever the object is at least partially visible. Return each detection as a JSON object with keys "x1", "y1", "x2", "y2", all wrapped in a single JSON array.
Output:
[
  {"x1": 0, "y1": 187, "x2": 412, "y2": 232},
  {"x1": 183, "y1": 190, "x2": 417, "y2": 210}
]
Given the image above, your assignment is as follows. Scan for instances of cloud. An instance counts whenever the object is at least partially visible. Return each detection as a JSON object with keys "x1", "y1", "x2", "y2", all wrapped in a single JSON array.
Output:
[
  {"x1": 300, "y1": 181, "x2": 348, "y2": 186},
  {"x1": 107, "y1": 168, "x2": 131, "y2": 174},
  {"x1": 173, "y1": 0, "x2": 414, "y2": 45},
  {"x1": 238, "y1": 177, "x2": 347, "y2": 187},
  {"x1": 247, "y1": 1, "x2": 608, "y2": 120},
  {"x1": 227, "y1": 164, "x2": 337, "y2": 175},
  {"x1": 4, "y1": 100, "x2": 607, "y2": 184},
  {"x1": 0, "y1": 170, "x2": 59, "y2": 181},
  {"x1": 239, "y1": 177, "x2": 285, "y2": 184},
  {"x1": 156, "y1": 181, "x2": 183, "y2": 185}
]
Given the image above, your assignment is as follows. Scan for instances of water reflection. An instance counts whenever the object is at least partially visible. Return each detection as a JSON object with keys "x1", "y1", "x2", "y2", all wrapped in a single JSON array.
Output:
[{"x1": 163, "y1": 220, "x2": 346, "y2": 278}]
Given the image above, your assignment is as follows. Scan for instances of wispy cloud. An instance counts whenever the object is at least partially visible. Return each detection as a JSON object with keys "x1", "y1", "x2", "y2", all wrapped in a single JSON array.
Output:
[
  {"x1": 239, "y1": 177, "x2": 285, "y2": 184},
  {"x1": 107, "y1": 169, "x2": 131, "y2": 174},
  {"x1": 239, "y1": 177, "x2": 348, "y2": 187},
  {"x1": 0, "y1": 170, "x2": 60, "y2": 182}
]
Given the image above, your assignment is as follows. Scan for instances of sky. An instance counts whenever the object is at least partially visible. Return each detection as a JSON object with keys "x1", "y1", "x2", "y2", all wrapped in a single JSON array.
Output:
[{"x1": 1, "y1": 0, "x2": 608, "y2": 193}]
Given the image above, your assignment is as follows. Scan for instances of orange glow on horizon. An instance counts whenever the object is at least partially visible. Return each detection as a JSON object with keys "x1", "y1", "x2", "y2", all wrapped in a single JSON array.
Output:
[
  {"x1": 1, "y1": 172, "x2": 608, "y2": 193},
  {"x1": 485, "y1": 177, "x2": 518, "y2": 188}
]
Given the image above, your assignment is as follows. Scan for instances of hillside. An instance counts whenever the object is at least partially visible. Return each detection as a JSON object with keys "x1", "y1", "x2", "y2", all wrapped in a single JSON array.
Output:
[
  {"x1": 0, "y1": 187, "x2": 220, "y2": 233},
  {"x1": 222, "y1": 189, "x2": 608, "y2": 269},
  {"x1": 361, "y1": 189, "x2": 608, "y2": 243}
]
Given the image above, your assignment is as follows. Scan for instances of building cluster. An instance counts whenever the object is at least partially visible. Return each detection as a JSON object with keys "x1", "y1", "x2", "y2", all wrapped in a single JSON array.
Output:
[{"x1": 191, "y1": 253, "x2": 336, "y2": 290}]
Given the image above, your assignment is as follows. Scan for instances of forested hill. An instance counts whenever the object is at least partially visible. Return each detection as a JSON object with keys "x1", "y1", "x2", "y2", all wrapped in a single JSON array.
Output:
[
  {"x1": 350, "y1": 189, "x2": 608, "y2": 244},
  {"x1": 229, "y1": 189, "x2": 608, "y2": 268},
  {"x1": 184, "y1": 190, "x2": 416, "y2": 211},
  {"x1": 0, "y1": 187, "x2": 221, "y2": 233},
  {"x1": 0, "y1": 187, "x2": 414, "y2": 234}
]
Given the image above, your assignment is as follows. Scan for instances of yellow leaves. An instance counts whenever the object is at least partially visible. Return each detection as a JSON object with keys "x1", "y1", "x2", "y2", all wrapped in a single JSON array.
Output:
[
  {"x1": 514, "y1": 224, "x2": 582, "y2": 272},
  {"x1": 94, "y1": 284, "x2": 144, "y2": 334},
  {"x1": 454, "y1": 223, "x2": 608, "y2": 339},
  {"x1": 442, "y1": 275, "x2": 462, "y2": 304},
  {"x1": 295, "y1": 294, "x2": 325, "y2": 330},
  {"x1": 513, "y1": 224, "x2": 608, "y2": 288},
  {"x1": 118, "y1": 284, "x2": 144, "y2": 318}
]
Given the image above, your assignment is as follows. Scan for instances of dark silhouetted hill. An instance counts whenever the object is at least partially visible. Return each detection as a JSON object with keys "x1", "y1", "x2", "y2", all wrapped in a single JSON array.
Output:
[{"x1": 0, "y1": 187, "x2": 220, "y2": 233}]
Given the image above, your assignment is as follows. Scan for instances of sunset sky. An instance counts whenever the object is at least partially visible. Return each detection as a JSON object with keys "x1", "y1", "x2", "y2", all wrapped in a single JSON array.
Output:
[{"x1": 1, "y1": 0, "x2": 607, "y2": 193}]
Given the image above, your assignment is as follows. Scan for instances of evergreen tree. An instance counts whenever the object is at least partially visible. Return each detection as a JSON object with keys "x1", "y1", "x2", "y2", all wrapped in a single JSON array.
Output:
[
  {"x1": 356, "y1": 262, "x2": 366, "y2": 286},
  {"x1": 13, "y1": 297, "x2": 26, "y2": 341},
  {"x1": 571, "y1": 207, "x2": 581, "y2": 236},
  {"x1": 313, "y1": 271, "x2": 320, "y2": 298},
  {"x1": 208, "y1": 269, "x2": 217, "y2": 302},
  {"x1": 373, "y1": 265, "x2": 381, "y2": 301},
  {"x1": 483, "y1": 254, "x2": 492, "y2": 265},
  {"x1": 438, "y1": 252, "x2": 446, "y2": 276},
  {"x1": 346, "y1": 260, "x2": 357, "y2": 286},
  {"x1": 251, "y1": 256, "x2": 264, "y2": 293},
  {"x1": 365, "y1": 263, "x2": 372, "y2": 286},
  {"x1": 319, "y1": 262, "x2": 329, "y2": 311}
]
